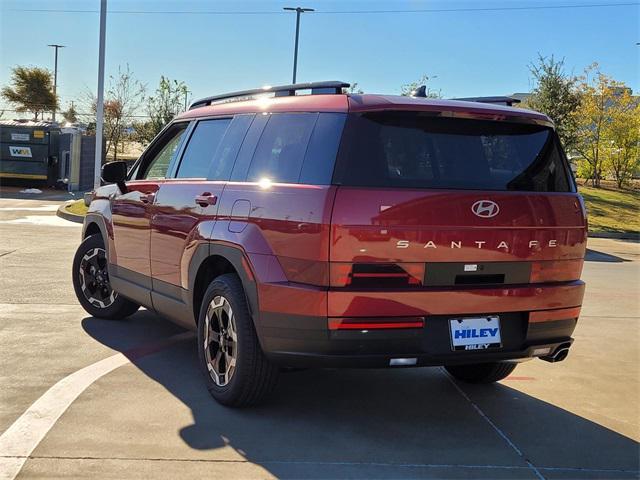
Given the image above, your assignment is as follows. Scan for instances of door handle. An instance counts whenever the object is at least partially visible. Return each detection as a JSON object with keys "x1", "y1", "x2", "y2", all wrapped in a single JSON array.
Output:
[
  {"x1": 140, "y1": 192, "x2": 155, "y2": 204},
  {"x1": 195, "y1": 192, "x2": 218, "y2": 207}
]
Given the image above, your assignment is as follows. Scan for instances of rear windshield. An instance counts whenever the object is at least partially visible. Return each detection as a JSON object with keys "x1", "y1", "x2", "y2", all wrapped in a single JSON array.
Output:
[{"x1": 333, "y1": 113, "x2": 573, "y2": 192}]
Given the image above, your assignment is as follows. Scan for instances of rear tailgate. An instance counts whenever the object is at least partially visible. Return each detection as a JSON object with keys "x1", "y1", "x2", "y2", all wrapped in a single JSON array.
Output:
[
  {"x1": 330, "y1": 188, "x2": 586, "y2": 264},
  {"x1": 327, "y1": 111, "x2": 587, "y2": 319}
]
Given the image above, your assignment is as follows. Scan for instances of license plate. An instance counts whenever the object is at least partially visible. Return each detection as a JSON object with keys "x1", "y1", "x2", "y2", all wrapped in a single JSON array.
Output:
[{"x1": 449, "y1": 316, "x2": 501, "y2": 351}]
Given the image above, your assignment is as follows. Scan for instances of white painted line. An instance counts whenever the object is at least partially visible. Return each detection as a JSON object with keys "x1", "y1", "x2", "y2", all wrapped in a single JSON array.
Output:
[
  {"x1": 0, "y1": 331, "x2": 193, "y2": 480},
  {"x1": 441, "y1": 368, "x2": 546, "y2": 480},
  {"x1": 0, "y1": 205, "x2": 60, "y2": 212},
  {"x1": 0, "y1": 216, "x2": 81, "y2": 228}
]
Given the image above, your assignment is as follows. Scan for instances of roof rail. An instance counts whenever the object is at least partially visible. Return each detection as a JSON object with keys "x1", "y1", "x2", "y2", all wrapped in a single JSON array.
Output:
[
  {"x1": 453, "y1": 96, "x2": 521, "y2": 107},
  {"x1": 189, "y1": 81, "x2": 350, "y2": 110}
]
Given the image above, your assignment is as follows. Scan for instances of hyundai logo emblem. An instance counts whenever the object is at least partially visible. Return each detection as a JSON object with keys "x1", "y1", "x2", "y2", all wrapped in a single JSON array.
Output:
[{"x1": 472, "y1": 200, "x2": 500, "y2": 218}]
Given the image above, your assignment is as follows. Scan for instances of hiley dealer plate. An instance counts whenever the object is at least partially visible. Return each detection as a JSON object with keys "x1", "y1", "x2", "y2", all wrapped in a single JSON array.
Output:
[{"x1": 449, "y1": 316, "x2": 502, "y2": 351}]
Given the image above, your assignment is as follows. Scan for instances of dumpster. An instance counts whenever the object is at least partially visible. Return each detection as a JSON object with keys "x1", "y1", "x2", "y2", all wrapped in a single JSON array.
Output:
[{"x1": 0, "y1": 120, "x2": 60, "y2": 185}]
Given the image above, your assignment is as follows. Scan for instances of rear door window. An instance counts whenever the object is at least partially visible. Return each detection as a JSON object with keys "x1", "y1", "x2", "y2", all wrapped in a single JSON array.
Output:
[
  {"x1": 176, "y1": 118, "x2": 231, "y2": 179},
  {"x1": 334, "y1": 113, "x2": 572, "y2": 192}
]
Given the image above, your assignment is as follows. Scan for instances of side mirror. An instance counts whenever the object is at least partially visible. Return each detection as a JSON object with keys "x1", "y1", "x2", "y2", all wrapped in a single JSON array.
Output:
[{"x1": 101, "y1": 161, "x2": 128, "y2": 193}]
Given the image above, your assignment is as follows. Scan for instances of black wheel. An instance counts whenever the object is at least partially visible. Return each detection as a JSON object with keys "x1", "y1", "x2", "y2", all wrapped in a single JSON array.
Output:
[
  {"x1": 445, "y1": 362, "x2": 517, "y2": 384},
  {"x1": 197, "y1": 273, "x2": 278, "y2": 407},
  {"x1": 72, "y1": 234, "x2": 139, "y2": 320}
]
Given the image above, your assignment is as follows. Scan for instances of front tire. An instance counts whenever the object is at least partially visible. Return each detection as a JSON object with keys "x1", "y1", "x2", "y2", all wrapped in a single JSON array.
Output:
[
  {"x1": 445, "y1": 362, "x2": 517, "y2": 384},
  {"x1": 72, "y1": 234, "x2": 139, "y2": 319},
  {"x1": 197, "y1": 274, "x2": 278, "y2": 407}
]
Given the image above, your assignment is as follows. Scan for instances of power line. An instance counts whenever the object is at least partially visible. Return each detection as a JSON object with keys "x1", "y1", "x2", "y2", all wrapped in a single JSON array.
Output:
[{"x1": 8, "y1": 2, "x2": 640, "y2": 15}]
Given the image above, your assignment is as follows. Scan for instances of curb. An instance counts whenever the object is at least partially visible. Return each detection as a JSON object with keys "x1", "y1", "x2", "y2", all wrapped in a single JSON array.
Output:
[
  {"x1": 56, "y1": 203, "x2": 84, "y2": 224},
  {"x1": 588, "y1": 232, "x2": 640, "y2": 241}
]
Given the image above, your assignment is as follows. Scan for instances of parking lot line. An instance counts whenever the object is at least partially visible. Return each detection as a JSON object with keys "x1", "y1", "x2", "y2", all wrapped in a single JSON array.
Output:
[
  {"x1": 0, "y1": 331, "x2": 193, "y2": 480},
  {"x1": 441, "y1": 368, "x2": 545, "y2": 480}
]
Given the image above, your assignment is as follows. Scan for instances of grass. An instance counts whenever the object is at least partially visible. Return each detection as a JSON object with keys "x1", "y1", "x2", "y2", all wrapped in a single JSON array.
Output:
[
  {"x1": 64, "y1": 199, "x2": 88, "y2": 217},
  {"x1": 578, "y1": 184, "x2": 640, "y2": 234}
]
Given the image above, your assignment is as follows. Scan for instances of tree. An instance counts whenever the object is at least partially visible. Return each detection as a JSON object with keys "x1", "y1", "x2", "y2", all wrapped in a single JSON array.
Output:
[
  {"x1": 574, "y1": 64, "x2": 633, "y2": 187},
  {"x1": 1, "y1": 66, "x2": 59, "y2": 120},
  {"x1": 89, "y1": 65, "x2": 146, "y2": 161},
  {"x1": 133, "y1": 76, "x2": 187, "y2": 146},
  {"x1": 400, "y1": 74, "x2": 441, "y2": 98},
  {"x1": 603, "y1": 88, "x2": 640, "y2": 188},
  {"x1": 62, "y1": 103, "x2": 78, "y2": 123},
  {"x1": 525, "y1": 55, "x2": 581, "y2": 152},
  {"x1": 347, "y1": 82, "x2": 364, "y2": 94}
]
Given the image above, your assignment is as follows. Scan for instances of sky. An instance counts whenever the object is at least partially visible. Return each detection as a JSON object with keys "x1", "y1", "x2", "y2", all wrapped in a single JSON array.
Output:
[{"x1": 1, "y1": 0, "x2": 638, "y2": 119}]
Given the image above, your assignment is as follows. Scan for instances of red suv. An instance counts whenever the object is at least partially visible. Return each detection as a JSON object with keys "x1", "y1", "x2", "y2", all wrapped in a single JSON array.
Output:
[{"x1": 73, "y1": 81, "x2": 587, "y2": 406}]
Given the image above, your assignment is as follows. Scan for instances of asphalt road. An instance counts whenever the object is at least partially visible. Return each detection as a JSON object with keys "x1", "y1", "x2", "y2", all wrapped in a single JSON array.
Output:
[{"x1": 0, "y1": 190, "x2": 638, "y2": 479}]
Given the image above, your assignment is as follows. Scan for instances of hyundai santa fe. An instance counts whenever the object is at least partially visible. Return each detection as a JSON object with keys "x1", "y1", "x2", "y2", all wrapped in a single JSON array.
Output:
[{"x1": 72, "y1": 81, "x2": 587, "y2": 407}]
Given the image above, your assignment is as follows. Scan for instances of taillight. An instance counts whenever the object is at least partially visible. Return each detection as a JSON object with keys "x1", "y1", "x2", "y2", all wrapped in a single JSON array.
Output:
[
  {"x1": 328, "y1": 317, "x2": 425, "y2": 330},
  {"x1": 530, "y1": 306, "x2": 581, "y2": 323},
  {"x1": 329, "y1": 263, "x2": 425, "y2": 288},
  {"x1": 530, "y1": 259, "x2": 583, "y2": 283}
]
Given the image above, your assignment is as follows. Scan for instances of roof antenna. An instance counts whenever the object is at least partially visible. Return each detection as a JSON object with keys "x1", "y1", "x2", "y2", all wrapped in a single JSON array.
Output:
[{"x1": 410, "y1": 85, "x2": 427, "y2": 98}]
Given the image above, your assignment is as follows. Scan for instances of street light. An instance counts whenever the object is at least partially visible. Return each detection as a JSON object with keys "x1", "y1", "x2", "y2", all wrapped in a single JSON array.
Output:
[
  {"x1": 47, "y1": 44, "x2": 65, "y2": 122},
  {"x1": 283, "y1": 7, "x2": 314, "y2": 84}
]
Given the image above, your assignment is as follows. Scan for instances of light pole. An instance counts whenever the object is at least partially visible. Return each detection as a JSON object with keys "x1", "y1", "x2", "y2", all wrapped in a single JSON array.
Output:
[
  {"x1": 183, "y1": 87, "x2": 191, "y2": 111},
  {"x1": 94, "y1": 0, "x2": 107, "y2": 188},
  {"x1": 47, "y1": 44, "x2": 65, "y2": 122},
  {"x1": 283, "y1": 7, "x2": 314, "y2": 84}
]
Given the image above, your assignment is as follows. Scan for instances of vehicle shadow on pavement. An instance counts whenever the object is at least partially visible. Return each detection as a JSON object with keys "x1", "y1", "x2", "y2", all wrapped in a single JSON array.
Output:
[
  {"x1": 585, "y1": 249, "x2": 630, "y2": 263},
  {"x1": 82, "y1": 313, "x2": 640, "y2": 479}
]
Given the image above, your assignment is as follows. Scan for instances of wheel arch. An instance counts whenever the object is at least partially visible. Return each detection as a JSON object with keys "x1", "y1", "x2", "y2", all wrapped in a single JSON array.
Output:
[{"x1": 189, "y1": 243, "x2": 260, "y2": 330}]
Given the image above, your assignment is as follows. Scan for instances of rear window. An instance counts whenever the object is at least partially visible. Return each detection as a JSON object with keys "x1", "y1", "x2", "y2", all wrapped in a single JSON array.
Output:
[{"x1": 333, "y1": 113, "x2": 573, "y2": 192}]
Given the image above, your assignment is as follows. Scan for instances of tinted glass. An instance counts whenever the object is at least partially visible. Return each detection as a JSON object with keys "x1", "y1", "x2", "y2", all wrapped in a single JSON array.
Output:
[
  {"x1": 334, "y1": 113, "x2": 572, "y2": 192},
  {"x1": 209, "y1": 114, "x2": 253, "y2": 180},
  {"x1": 300, "y1": 113, "x2": 346, "y2": 185},
  {"x1": 247, "y1": 113, "x2": 317, "y2": 183},
  {"x1": 230, "y1": 114, "x2": 268, "y2": 181},
  {"x1": 142, "y1": 124, "x2": 188, "y2": 179},
  {"x1": 176, "y1": 119, "x2": 231, "y2": 178}
]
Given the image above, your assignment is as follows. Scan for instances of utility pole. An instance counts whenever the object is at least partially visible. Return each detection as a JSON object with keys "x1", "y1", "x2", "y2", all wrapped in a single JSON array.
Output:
[
  {"x1": 183, "y1": 88, "x2": 191, "y2": 111},
  {"x1": 283, "y1": 7, "x2": 314, "y2": 84},
  {"x1": 47, "y1": 44, "x2": 65, "y2": 122},
  {"x1": 94, "y1": 0, "x2": 107, "y2": 188}
]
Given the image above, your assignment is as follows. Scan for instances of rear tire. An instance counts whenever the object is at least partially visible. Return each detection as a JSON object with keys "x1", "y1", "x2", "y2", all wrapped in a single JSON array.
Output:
[
  {"x1": 72, "y1": 234, "x2": 139, "y2": 320},
  {"x1": 445, "y1": 362, "x2": 517, "y2": 384},
  {"x1": 197, "y1": 273, "x2": 278, "y2": 407}
]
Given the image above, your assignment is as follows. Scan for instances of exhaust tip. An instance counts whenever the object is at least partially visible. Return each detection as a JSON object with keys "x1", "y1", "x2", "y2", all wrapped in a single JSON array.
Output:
[{"x1": 540, "y1": 345, "x2": 570, "y2": 363}]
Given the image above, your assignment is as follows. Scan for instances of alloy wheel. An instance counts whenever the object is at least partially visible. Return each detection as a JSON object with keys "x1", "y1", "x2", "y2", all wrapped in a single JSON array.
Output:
[
  {"x1": 79, "y1": 247, "x2": 117, "y2": 309},
  {"x1": 204, "y1": 295, "x2": 238, "y2": 387}
]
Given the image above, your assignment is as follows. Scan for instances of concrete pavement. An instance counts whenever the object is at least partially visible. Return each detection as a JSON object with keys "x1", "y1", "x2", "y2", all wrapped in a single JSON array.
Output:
[{"x1": 0, "y1": 193, "x2": 638, "y2": 479}]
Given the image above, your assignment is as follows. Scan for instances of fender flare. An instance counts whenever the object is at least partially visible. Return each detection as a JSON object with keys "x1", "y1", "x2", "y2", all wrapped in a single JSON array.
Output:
[
  {"x1": 83, "y1": 213, "x2": 109, "y2": 243},
  {"x1": 188, "y1": 242, "x2": 261, "y2": 332}
]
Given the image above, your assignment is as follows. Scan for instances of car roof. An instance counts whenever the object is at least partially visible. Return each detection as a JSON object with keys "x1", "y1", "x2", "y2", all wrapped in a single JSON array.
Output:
[{"x1": 176, "y1": 92, "x2": 552, "y2": 126}]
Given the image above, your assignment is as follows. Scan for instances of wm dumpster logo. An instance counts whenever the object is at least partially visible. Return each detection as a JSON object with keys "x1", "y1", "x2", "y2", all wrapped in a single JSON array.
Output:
[{"x1": 9, "y1": 146, "x2": 32, "y2": 158}]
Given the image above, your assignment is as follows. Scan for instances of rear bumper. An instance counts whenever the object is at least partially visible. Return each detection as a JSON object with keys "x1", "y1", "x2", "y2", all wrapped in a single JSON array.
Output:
[{"x1": 257, "y1": 280, "x2": 584, "y2": 368}]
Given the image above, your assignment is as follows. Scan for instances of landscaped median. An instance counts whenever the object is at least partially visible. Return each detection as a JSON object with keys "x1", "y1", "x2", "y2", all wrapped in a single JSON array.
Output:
[
  {"x1": 578, "y1": 184, "x2": 640, "y2": 239},
  {"x1": 56, "y1": 198, "x2": 88, "y2": 224},
  {"x1": 56, "y1": 185, "x2": 639, "y2": 238}
]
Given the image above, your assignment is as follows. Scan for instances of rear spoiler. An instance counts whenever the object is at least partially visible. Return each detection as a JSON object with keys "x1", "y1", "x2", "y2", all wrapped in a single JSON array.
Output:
[
  {"x1": 452, "y1": 96, "x2": 522, "y2": 107},
  {"x1": 409, "y1": 86, "x2": 522, "y2": 107}
]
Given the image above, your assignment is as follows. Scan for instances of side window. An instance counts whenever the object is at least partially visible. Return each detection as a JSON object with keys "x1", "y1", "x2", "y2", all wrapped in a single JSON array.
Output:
[
  {"x1": 176, "y1": 119, "x2": 231, "y2": 179},
  {"x1": 247, "y1": 113, "x2": 317, "y2": 183},
  {"x1": 300, "y1": 113, "x2": 346, "y2": 184},
  {"x1": 207, "y1": 114, "x2": 253, "y2": 180},
  {"x1": 140, "y1": 123, "x2": 189, "y2": 179}
]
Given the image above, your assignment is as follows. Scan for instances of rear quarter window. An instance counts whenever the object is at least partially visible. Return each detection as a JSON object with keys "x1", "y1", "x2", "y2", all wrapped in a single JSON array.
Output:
[
  {"x1": 235, "y1": 112, "x2": 346, "y2": 185},
  {"x1": 247, "y1": 113, "x2": 317, "y2": 184}
]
